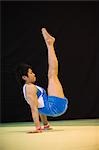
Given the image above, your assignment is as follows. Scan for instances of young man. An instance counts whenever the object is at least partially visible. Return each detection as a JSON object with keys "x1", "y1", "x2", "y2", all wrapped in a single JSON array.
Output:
[{"x1": 16, "y1": 28, "x2": 68, "y2": 133}]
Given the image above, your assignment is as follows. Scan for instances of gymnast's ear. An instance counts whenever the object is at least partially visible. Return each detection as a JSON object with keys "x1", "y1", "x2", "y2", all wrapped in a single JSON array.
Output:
[{"x1": 22, "y1": 75, "x2": 27, "y2": 81}]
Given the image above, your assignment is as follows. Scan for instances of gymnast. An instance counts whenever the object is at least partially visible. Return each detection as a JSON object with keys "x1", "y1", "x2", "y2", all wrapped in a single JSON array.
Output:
[{"x1": 16, "y1": 28, "x2": 68, "y2": 133}]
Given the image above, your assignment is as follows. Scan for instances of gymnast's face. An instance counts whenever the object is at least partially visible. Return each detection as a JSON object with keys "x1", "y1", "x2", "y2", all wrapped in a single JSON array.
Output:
[{"x1": 22, "y1": 68, "x2": 36, "y2": 84}]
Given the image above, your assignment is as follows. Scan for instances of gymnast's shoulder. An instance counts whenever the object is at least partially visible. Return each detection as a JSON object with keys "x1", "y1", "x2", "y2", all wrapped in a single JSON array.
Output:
[{"x1": 25, "y1": 83, "x2": 37, "y2": 94}]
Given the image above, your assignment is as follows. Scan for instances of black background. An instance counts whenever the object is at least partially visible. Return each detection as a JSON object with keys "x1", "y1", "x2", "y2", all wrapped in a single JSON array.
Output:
[{"x1": 1, "y1": 1, "x2": 99, "y2": 122}]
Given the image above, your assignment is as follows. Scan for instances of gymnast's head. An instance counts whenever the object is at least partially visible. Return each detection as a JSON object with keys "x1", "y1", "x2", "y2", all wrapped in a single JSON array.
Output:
[{"x1": 15, "y1": 63, "x2": 36, "y2": 86}]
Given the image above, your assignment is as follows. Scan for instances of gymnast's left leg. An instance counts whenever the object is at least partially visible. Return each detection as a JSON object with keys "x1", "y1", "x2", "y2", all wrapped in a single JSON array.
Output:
[{"x1": 42, "y1": 28, "x2": 65, "y2": 98}]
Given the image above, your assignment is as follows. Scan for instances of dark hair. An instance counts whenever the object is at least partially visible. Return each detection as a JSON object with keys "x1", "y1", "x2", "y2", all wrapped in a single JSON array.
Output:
[{"x1": 15, "y1": 63, "x2": 33, "y2": 87}]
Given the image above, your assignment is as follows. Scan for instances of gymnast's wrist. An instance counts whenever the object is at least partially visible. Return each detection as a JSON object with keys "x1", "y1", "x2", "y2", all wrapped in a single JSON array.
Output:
[
  {"x1": 36, "y1": 126, "x2": 42, "y2": 131},
  {"x1": 44, "y1": 123, "x2": 50, "y2": 128}
]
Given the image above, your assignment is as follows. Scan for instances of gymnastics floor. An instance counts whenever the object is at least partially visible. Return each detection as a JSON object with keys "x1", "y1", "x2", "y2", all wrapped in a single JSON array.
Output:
[{"x1": 0, "y1": 119, "x2": 99, "y2": 150}]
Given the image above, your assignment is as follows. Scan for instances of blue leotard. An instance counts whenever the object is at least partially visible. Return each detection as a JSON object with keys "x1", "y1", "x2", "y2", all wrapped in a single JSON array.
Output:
[{"x1": 23, "y1": 84, "x2": 68, "y2": 117}]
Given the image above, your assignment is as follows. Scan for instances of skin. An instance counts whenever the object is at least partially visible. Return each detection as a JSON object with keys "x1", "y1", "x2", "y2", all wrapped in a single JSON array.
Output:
[
  {"x1": 22, "y1": 69, "x2": 48, "y2": 130},
  {"x1": 22, "y1": 28, "x2": 65, "y2": 132}
]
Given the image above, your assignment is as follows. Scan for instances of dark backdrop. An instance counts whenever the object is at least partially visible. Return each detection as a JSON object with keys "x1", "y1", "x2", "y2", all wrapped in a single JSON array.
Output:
[{"x1": 1, "y1": 1, "x2": 99, "y2": 122}]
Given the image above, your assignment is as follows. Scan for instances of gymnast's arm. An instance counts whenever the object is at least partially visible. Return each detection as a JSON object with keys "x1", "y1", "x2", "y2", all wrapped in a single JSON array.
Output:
[{"x1": 26, "y1": 84, "x2": 41, "y2": 132}]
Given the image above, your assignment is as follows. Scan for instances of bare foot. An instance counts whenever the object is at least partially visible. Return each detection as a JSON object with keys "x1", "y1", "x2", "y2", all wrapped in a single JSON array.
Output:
[{"x1": 41, "y1": 28, "x2": 55, "y2": 47}]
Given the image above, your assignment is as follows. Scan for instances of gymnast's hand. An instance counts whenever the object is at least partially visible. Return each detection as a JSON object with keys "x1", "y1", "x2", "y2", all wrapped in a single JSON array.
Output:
[
  {"x1": 41, "y1": 28, "x2": 55, "y2": 47},
  {"x1": 27, "y1": 128, "x2": 43, "y2": 134}
]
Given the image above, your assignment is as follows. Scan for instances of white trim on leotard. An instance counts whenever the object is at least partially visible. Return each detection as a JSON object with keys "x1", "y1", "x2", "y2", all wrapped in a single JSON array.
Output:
[{"x1": 23, "y1": 84, "x2": 44, "y2": 108}]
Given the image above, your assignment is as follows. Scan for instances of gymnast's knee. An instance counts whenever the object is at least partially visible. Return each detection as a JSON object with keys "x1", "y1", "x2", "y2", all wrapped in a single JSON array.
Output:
[{"x1": 48, "y1": 70, "x2": 58, "y2": 79}]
